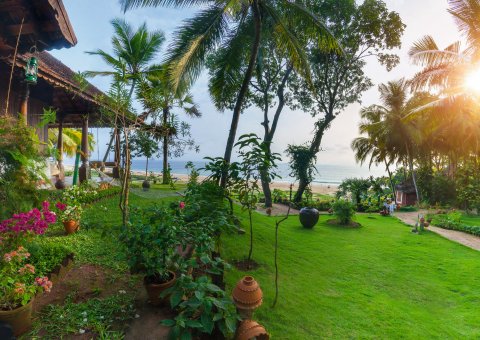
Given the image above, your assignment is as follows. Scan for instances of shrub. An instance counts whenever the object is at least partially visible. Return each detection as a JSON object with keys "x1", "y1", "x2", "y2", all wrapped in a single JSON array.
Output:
[
  {"x1": 398, "y1": 205, "x2": 418, "y2": 212},
  {"x1": 332, "y1": 200, "x2": 355, "y2": 225},
  {"x1": 431, "y1": 212, "x2": 480, "y2": 236},
  {"x1": 0, "y1": 116, "x2": 47, "y2": 219}
]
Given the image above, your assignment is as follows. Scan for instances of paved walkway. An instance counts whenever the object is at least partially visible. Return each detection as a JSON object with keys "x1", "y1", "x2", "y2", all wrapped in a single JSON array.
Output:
[{"x1": 395, "y1": 210, "x2": 480, "y2": 251}]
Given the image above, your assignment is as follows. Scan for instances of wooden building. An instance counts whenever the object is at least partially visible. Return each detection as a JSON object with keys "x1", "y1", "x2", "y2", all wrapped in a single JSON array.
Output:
[
  {"x1": 0, "y1": 0, "x2": 119, "y2": 186},
  {"x1": 395, "y1": 183, "x2": 417, "y2": 207}
]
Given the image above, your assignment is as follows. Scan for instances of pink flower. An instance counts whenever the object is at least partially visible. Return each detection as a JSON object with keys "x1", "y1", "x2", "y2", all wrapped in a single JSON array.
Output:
[
  {"x1": 19, "y1": 264, "x2": 35, "y2": 274},
  {"x1": 179, "y1": 202, "x2": 185, "y2": 210},
  {"x1": 35, "y1": 276, "x2": 53, "y2": 293},
  {"x1": 55, "y1": 202, "x2": 67, "y2": 211},
  {"x1": 14, "y1": 283, "x2": 25, "y2": 295}
]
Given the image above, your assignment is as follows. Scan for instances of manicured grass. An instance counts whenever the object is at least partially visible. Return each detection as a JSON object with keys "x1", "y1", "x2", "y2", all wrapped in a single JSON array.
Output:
[
  {"x1": 222, "y1": 210, "x2": 480, "y2": 339},
  {"x1": 459, "y1": 214, "x2": 480, "y2": 227}
]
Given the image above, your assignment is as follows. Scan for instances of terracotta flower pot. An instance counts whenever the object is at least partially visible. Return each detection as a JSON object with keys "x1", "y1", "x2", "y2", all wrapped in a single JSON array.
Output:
[
  {"x1": 144, "y1": 270, "x2": 176, "y2": 306},
  {"x1": 299, "y1": 207, "x2": 320, "y2": 228},
  {"x1": 0, "y1": 299, "x2": 33, "y2": 336},
  {"x1": 232, "y1": 276, "x2": 263, "y2": 319},
  {"x1": 63, "y1": 220, "x2": 79, "y2": 234},
  {"x1": 235, "y1": 319, "x2": 269, "y2": 340}
]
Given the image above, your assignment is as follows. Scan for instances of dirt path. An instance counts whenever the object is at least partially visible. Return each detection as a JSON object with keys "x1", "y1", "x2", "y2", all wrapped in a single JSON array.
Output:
[{"x1": 395, "y1": 210, "x2": 480, "y2": 251}]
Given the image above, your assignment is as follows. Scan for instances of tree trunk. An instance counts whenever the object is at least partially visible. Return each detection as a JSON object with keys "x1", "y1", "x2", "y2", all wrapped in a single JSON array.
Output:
[
  {"x1": 385, "y1": 161, "x2": 396, "y2": 200},
  {"x1": 294, "y1": 118, "x2": 331, "y2": 203},
  {"x1": 145, "y1": 157, "x2": 149, "y2": 180},
  {"x1": 406, "y1": 145, "x2": 420, "y2": 204},
  {"x1": 220, "y1": 0, "x2": 262, "y2": 188},
  {"x1": 260, "y1": 65, "x2": 293, "y2": 208},
  {"x1": 162, "y1": 107, "x2": 169, "y2": 185},
  {"x1": 260, "y1": 169, "x2": 273, "y2": 207}
]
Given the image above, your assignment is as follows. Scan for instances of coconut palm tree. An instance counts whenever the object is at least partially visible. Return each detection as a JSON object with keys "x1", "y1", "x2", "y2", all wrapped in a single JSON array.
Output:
[
  {"x1": 356, "y1": 79, "x2": 435, "y2": 203},
  {"x1": 120, "y1": 0, "x2": 341, "y2": 187},
  {"x1": 49, "y1": 128, "x2": 95, "y2": 157},
  {"x1": 409, "y1": 1, "x2": 480, "y2": 100},
  {"x1": 86, "y1": 19, "x2": 165, "y2": 162},
  {"x1": 137, "y1": 66, "x2": 201, "y2": 184}
]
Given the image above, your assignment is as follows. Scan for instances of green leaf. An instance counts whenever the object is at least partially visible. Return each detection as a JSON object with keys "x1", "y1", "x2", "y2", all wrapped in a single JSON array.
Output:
[
  {"x1": 185, "y1": 319, "x2": 203, "y2": 329},
  {"x1": 170, "y1": 291, "x2": 183, "y2": 308},
  {"x1": 161, "y1": 319, "x2": 176, "y2": 327},
  {"x1": 201, "y1": 312, "x2": 214, "y2": 334}
]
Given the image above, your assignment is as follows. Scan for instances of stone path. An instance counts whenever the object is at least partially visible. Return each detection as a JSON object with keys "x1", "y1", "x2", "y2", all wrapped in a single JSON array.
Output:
[{"x1": 395, "y1": 210, "x2": 480, "y2": 251}]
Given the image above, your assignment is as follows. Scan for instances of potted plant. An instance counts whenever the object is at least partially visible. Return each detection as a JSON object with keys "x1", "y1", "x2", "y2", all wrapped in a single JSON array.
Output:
[
  {"x1": 0, "y1": 201, "x2": 55, "y2": 337},
  {"x1": 119, "y1": 206, "x2": 180, "y2": 306},
  {"x1": 55, "y1": 202, "x2": 82, "y2": 234}
]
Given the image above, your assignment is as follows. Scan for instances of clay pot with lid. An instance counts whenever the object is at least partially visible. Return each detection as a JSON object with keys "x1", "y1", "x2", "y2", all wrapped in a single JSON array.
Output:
[
  {"x1": 235, "y1": 320, "x2": 269, "y2": 340},
  {"x1": 232, "y1": 276, "x2": 263, "y2": 319}
]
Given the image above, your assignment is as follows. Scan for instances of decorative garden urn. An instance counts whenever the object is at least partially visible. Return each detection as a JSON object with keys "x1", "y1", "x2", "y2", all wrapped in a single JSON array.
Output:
[
  {"x1": 299, "y1": 207, "x2": 320, "y2": 228},
  {"x1": 142, "y1": 180, "x2": 150, "y2": 191},
  {"x1": 235, "y1": 319, "x2": 269, "y2": 340},
  {"x1": 55, "y1": 179, "x2": 65, "y2": 190},
  {"x1": 232, "y1": 276, "x2": 263, "y2": 319}
]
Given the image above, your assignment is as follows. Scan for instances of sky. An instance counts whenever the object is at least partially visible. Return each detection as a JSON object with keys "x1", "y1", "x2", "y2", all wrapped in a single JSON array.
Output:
[{"x1": 51, "y1": 0, "x2": 461, "y2": 169}]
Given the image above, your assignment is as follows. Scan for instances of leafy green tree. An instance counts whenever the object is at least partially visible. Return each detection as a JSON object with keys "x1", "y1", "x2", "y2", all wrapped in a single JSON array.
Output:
[
  {"x1": 130, "y1": 130, "x2": 161, "y2": 179},
  {"x1": 336, "y1": 178, "x2": 371, "y2": 211},
  {"x1": 289, "y1": 0, "x2": 405, "y2": 202},
  {"x1": 120, "y1": 0, "x2": 340, "y2": 188},
  {"x1": 137, "y1": 66, "x2": 201, "y2": 184}
]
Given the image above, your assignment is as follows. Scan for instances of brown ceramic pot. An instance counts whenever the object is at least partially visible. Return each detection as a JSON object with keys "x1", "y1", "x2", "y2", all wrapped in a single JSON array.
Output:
[
  {"x1": 0, "y1": 299, "x2": 33, "y2": 336},
  {"x1": 235, "y1": 319, "x2": 269, "y2": 340},
  {"x1": 63, "y1": 220, "x2": 79, "y2": 234},
  {"x1": 232, "y1": 276, "x2": 263, "y2": 319},
  {"x1": 144, "y1": 271, "x2": 176, "y2": 306}
]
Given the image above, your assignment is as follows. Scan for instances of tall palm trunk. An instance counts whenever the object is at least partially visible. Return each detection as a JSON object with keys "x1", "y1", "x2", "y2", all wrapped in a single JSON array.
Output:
[
  {"x1": 406, "y1": 144, "x2": 420, "y2": 204},
  {"x1": 145, "y1": 157, "x2": 149, "y2": 180},
  {"x1": 220, "y1": 0, "x2": 262, "y2": 188},
  {"x1": 385, "y1": 159, "x2": 396, "y2": 200},
  {"x1": 162, "y1": 107, "x2": 169, "y2": 184}
]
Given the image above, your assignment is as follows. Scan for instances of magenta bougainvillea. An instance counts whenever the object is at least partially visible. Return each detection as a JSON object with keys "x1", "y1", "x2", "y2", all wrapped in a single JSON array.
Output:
[{"x1": 0, "y1": 201, "x2": 56, "y2": 235}]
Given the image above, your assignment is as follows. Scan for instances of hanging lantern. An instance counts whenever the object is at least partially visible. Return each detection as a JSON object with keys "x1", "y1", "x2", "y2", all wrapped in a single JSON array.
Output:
[{"x1": 25, "y1": 56, "x2": 38, "y2": 84}]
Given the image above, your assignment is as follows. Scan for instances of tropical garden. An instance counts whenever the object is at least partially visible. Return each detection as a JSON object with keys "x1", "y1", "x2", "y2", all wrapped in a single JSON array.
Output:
[{"x1": 2, "y1": 0, "x2": 480, "y2": 339}]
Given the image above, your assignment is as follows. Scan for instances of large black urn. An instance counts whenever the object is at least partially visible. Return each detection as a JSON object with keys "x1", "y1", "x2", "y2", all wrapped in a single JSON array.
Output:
[{"x1": 299, "y1": 207, "x2": 320, "y2": 228}]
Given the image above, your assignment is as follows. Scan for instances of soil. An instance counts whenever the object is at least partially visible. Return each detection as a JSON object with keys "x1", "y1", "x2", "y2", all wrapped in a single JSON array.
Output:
[
  {"x1": 233, "y1": 259, "x2": 260, "y2": 271},
  {"x1": 32, "y1": 264, "x2": 174, "y2": 339},
  {"x1": 255, "y1": 203, "x2": 299, "y2": 216},
  {"x1": 326, "y1": 219, "x2": 362, "y2": 228}
]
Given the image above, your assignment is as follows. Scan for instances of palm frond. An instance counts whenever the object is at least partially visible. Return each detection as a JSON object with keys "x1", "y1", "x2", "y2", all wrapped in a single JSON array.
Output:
[{"x1": 165, "y1": 4, "x2": 230, "y2": 92}]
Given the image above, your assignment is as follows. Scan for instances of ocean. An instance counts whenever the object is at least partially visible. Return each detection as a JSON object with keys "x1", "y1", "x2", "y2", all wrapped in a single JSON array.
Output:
[{"x1": 129, "y1": 159, "x2": 387, "y2": 185}]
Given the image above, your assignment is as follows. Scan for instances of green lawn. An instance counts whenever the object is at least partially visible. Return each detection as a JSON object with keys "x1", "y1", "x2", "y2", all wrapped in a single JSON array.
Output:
[
  {"x1": 33, "y1": 188, "x2": 480, "y2": 338},
  {"x1": 459, "y1": 214, "x2": 480, "y2": 227},
  {"x1": 222, "y1": 210, "x2": 480, "y2": 339}
]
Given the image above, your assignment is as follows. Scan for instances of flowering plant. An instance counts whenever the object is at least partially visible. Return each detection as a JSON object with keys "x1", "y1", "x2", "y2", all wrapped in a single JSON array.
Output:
[
  {"x1": 62, "y1": 184, "x2": 98, "y2": 206},
  {"x1": 0, "y1": 201, "x2": 56, "y2": 250},
  {"x1": 0, "y1": 246, "x2": 53, "y2": 310},
  {"x1": 55, "y1": 202, "x2": 82, "y2": 222}
]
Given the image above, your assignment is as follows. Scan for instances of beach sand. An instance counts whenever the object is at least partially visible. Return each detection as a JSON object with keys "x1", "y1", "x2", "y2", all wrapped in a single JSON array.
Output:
[{"x1": 132, "y1": 170, "x2": 338, "y2": 195}]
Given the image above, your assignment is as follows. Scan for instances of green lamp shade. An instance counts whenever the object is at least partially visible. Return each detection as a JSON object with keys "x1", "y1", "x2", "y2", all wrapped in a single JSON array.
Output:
[{"x1": 25, "y1": 57, "x2": 38, "y2": 84}]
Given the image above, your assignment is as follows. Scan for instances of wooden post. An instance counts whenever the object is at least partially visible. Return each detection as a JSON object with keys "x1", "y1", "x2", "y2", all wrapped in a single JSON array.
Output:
[
  {"x1": 55, "y1": 114, "x2": 66, "y2": 189},
  {"x1": 112, "y1": 127, "x2": 121, "y2": 179},
  {"x1": 79, "y1": 116, "x2": 90, "y2": 183},
  {"x1": 19, "y1": 83, "x2": 29, "y2": 124}
]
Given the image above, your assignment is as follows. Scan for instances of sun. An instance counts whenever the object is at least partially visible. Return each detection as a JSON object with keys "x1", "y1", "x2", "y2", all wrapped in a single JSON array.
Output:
[{"x1": 464, "y1": 68, "x2": 480, "y2": 93}]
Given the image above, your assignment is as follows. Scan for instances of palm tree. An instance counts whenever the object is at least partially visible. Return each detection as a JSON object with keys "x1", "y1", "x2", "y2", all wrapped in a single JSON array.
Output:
[
  {"x1": 120, "y1": 0, "x2": 340, "y2": 187},
  {"x1": 356, "y1": 79, "x2": 434, "y2": 203},
  {"x1": 408, "y1": 1, "x2": 480, "y2": 101},
  {"x1": 137, "y1": 66, "x2": 201, "y2": 184},
  {"x1": 86, "y1": 18, "x2": 165, "y2": 161},
  {"x1": 49, "y1": 128, "x2": 95, "y2": 157}
]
